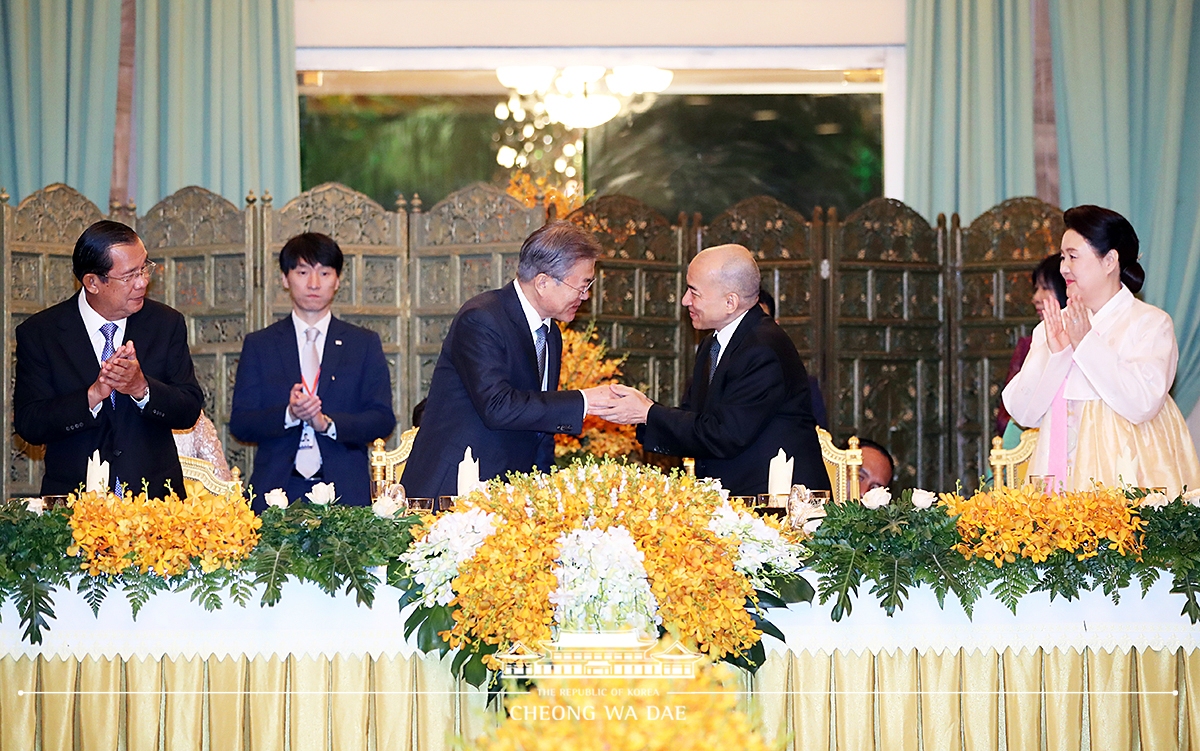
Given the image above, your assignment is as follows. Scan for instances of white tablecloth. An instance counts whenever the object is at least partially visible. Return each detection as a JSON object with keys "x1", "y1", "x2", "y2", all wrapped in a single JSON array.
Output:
[
  {"x1": 763, "y1": 577, "x2": 1200, "y2": 654},
  {"x1": 2, "y1": 576, "x2": 1197, "y2": 660}
]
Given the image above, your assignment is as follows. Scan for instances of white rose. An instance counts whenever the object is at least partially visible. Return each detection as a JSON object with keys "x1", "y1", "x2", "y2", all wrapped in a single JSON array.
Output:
[
  {"x1": 373, "y1": 495, "x2": 404, "y2": 519},
  {"x1": 861, "y1": 486, "x2": 892, "y2": 509},
  {"x1": 911, "y1": 489, "x2": 936, "y2": 509},
  {"x1": 25, "y1": 497, "x2": 46, "y2": 515},
  {"x1": 264, "y1": 488, "x2": 289, "y2": 509},
  {"x1": 305, "y1": 482, "x2": 337, "y2": 506},
  {"x1": 1141, "y1": 491, "x2": 1170, "y2": 509},
  {"x1": 1182, "y1": 488, "x2": 1200, "y2": 507}
]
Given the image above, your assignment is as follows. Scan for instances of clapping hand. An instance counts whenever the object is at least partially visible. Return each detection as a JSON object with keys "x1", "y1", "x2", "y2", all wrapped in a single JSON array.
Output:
[
  {"x1": 1043, "y1": 291, "x2": 1091, "y2": 353},
  {"x1": 1061, "y1": 295, "x2": 1092, "y2": 348},
  {"x1": 289, "y1": 383, "x2": 329, "y2": 431},
  {"x1": 1042, "y1": 302, "x2": 1070, "y2": 353},
  {"x1": 99, "y1": 341, "x2": 148, "y2": 398}
]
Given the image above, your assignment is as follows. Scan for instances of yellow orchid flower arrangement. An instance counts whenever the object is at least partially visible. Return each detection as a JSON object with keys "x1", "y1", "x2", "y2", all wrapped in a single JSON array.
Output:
[
  {"x1": 67, "y1": 485, "x2": 260, "y2": 577},
  {"x1": 939, "y1": 484, "x2": 1144, "y2": 566},
  {"x1": 397, "y1": 462, "x2": 812, "y2": 685}
]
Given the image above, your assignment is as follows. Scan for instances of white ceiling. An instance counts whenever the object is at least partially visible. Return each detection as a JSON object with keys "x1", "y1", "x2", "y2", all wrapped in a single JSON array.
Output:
[{"x1": 294, "y1": 0, "x2": 907, "y2": 51}]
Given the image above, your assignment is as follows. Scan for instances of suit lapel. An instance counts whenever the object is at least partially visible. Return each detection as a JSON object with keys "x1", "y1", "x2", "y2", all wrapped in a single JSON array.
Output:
[
  {"x1": 500, "y1": 284, "x2": 540, "y2": 385},
  {"x1": 271, "y1": 317, "x2": 304, "y2": 387},
  {"x1": 696, "y1": 307, "x2": 763, "y2": 406},
  {"x1": 693, "y1": 334, "x2": 717, "y2": 407},
  {"x1": 123, "y1": 303, "x2": 156, "y2": 368},
  {"x1": 319, "y1": 318, "x2": 346, "y2": 395},
  {"x1": 59, "y1": 293, "x2": 102, "y2": 386},
  {"x1": 547, "y1": 322, "x2": 563, "y2": 391},
  {"x1": 711, "y1": 307, "x2": 762, "y2": 382}
]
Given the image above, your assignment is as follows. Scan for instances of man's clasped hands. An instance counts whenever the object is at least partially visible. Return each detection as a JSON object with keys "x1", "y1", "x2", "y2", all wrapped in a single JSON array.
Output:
[{"x1": 88, "y1": 341, "x2": 149, "y2": 409}]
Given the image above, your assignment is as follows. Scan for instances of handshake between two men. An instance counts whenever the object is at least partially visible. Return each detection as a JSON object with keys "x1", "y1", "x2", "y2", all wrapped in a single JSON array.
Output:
[
  {"x1": 584, "y1": 383, "x2": 653, "y2": 426},
  {"x1": 401, "y1": 222, "x2": 830, "y2": 500}
]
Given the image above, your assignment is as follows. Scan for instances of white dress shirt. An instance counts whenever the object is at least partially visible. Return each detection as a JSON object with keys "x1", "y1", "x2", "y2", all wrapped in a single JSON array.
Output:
[
  {"x1": 78, "y1": 293, "x2": 150, "y2": 416},
  {"x1": 284, "y1": 311, "x2": 337, "y2": 439},
  {"x1": 513, "y1": 280, "x2": 588, "y2": 414},
  {"x1": 711, "y1": 310, "x2": 750, "y2": 371}
]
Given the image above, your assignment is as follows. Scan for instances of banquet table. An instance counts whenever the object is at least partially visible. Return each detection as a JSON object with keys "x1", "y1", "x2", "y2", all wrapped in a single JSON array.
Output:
[{"x1": 2, "y1": 577, "x2": 1198, "y2": 751}]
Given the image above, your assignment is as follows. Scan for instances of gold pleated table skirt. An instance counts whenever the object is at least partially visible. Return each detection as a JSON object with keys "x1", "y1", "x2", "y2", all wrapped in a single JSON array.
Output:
[{"x1": 1, "y1": 647, "x2": 1196, "y2": 751}]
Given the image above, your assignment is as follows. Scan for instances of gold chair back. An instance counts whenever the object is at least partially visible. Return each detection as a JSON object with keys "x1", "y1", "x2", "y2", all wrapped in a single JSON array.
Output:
[
  {"x1": 371, "y1": 427, "x2": 419, "y2": 494},
  {"x1": 989, "y1": 428, "x2": 1039, "y2": 489},
  {"x1": 817, "y1": 427, "x2": 863, "y2": 504},
  {"x1": 178, "y1": 456, "x2": 243, "y2": 498},
  {"x1": 687, "y1": 432, "x2": 861, "y2": 504}
]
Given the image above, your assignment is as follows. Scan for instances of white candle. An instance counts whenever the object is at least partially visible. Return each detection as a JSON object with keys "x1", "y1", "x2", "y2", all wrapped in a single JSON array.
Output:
[
  {"x1": 85, "y1": 450, "x2": 109, "y2": 494},
  {"x1": 767, "y1": 448, "x2": 793, "y2": 497},
  {"x1": 457, "y1": 446, "x2": 481, "y2": 496}
]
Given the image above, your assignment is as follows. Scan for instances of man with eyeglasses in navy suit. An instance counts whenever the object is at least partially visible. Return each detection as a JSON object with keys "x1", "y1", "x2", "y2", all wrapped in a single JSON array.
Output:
[
  {"x1": 401, "y1": 221, "x2": 618, "y2": 499},
  {"x1": 14, "y1": 220, "x2": 204, "y2": 498}
]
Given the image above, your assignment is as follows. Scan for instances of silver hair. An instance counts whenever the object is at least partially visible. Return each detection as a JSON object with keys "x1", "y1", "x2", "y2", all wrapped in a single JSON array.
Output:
[{"x1": 516, "y1": 221, "x2": 601, "y2": 282}]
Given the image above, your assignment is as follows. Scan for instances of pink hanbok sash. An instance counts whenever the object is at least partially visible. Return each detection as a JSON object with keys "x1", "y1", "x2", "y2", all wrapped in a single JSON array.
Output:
[{"x1": 1046, "y1": 376, "x2": 1070, "y2": 492}]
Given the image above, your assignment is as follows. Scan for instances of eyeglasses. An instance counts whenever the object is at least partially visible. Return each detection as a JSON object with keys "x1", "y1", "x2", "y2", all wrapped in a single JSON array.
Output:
[
  {"x1": 552, "y1": 275, "x2": 595, "y2": 297},
  {"x1": 102, "y1": 260, "x2": 158, "y2": 284}
]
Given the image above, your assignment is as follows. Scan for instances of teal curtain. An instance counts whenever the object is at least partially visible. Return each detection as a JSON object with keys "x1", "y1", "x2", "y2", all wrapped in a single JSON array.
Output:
[
  {"x1": 134, "y1": 0, "x2": 300, "y2": 210},
  {"x1": 905, "y1": 0, "x2": 1036, "y2": 223},
  {"x1": 0, "y1": 0, "x2": 121, "y2": 209},
  {"x1": 1051, "y1": 0, "x2": 1200, "y2": 414}
]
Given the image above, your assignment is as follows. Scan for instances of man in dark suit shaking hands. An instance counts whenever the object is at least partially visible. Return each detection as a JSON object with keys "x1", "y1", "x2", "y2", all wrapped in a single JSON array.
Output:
[
  {"x1": 14, "y1": 220, "x2": 204, "y2": 498},
  {"x1": 401, "y1": 221, "x2": 617, "y2": 499},
  {"x1": 230, "y1": 233, "x2": 395, "y2": 509},
  {"x1": 596, "y1": 244, "x2": 830, "y2": 496}
]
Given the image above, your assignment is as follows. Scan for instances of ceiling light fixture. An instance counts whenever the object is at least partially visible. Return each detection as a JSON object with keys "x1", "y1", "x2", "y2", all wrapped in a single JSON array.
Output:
[{"x1": 494, "y1": 66, "x2": 672, "y2": 130}]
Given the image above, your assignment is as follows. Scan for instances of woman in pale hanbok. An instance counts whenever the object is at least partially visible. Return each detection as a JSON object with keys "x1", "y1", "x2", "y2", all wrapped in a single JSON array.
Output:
[{"x1": 1002, "y1": 205, "x2": 1200, "y2": 496}]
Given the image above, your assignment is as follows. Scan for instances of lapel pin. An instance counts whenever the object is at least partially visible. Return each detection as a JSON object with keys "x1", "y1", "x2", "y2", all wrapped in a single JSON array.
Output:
[{"x1": 335, "y1": 339, "x2": 342, "y2": 345}]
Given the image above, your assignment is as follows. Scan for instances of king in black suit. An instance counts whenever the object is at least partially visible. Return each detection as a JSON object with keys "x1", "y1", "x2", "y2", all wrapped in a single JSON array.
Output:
[
  {"x1": 13, "y1": 221, "x2": 204, "y2": 498},
  {"x1": 230, "y1": 233, "x2": 395, "y2": 509},
  {"x1": 401, "y1": 221, "x2": 617, "y2": 499},
  {"x1": 597, "y1": 244, "x2": 829, "y2": 496}
]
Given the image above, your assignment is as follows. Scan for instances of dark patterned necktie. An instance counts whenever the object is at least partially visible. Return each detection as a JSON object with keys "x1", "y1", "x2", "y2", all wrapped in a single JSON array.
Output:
[
  {"x1": 535, "y1": 324, "x2": 548, "y2": 390},
  {"x1": 100, "y1": 322, "x2": 118, "y2": 406},
  {"x1": 99, "y1": 322, "x2": 122, "y2": 495},
  {"x1": 708, "y1": 339, "x2": 721, "y2": 383}
]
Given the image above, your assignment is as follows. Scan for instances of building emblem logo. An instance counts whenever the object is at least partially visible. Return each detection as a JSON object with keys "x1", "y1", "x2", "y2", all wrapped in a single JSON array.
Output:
[{"x1": 494, "y1": 629, "x2": 702, "y2": 679}]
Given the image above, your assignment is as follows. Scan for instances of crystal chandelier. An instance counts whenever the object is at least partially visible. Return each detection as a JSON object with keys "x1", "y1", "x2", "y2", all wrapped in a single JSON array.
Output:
[
  {"x1": 492, "y1": 66, "x2": 671, "y2": 186},
  {"x1": 495, "y1": 66, "x2": 672, "y2": 130}
]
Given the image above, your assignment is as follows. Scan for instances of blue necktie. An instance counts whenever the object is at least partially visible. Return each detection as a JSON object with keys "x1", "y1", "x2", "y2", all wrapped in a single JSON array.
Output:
[
  {"x1": 99, "y1": 322, "x2": 122, "y2": 495},
  {"x1": 708, "y1": 339, "x2": 721, "y2": 383},
  {"x1": 100, "y1": 323, "x2": 118, "y2": 406},
  {"x1": 535, "y1": 324, "x2": 548, "y2": 390}
]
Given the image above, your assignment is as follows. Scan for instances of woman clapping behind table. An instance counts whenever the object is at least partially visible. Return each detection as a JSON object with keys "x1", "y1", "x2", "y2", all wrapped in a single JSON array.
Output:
[
  {"x1": 1002, "y1": 205, "x2": 1200, "y2": 496},
  {"x1": 996, "y1": 253, "x2": 1069, "y2": 444}
]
